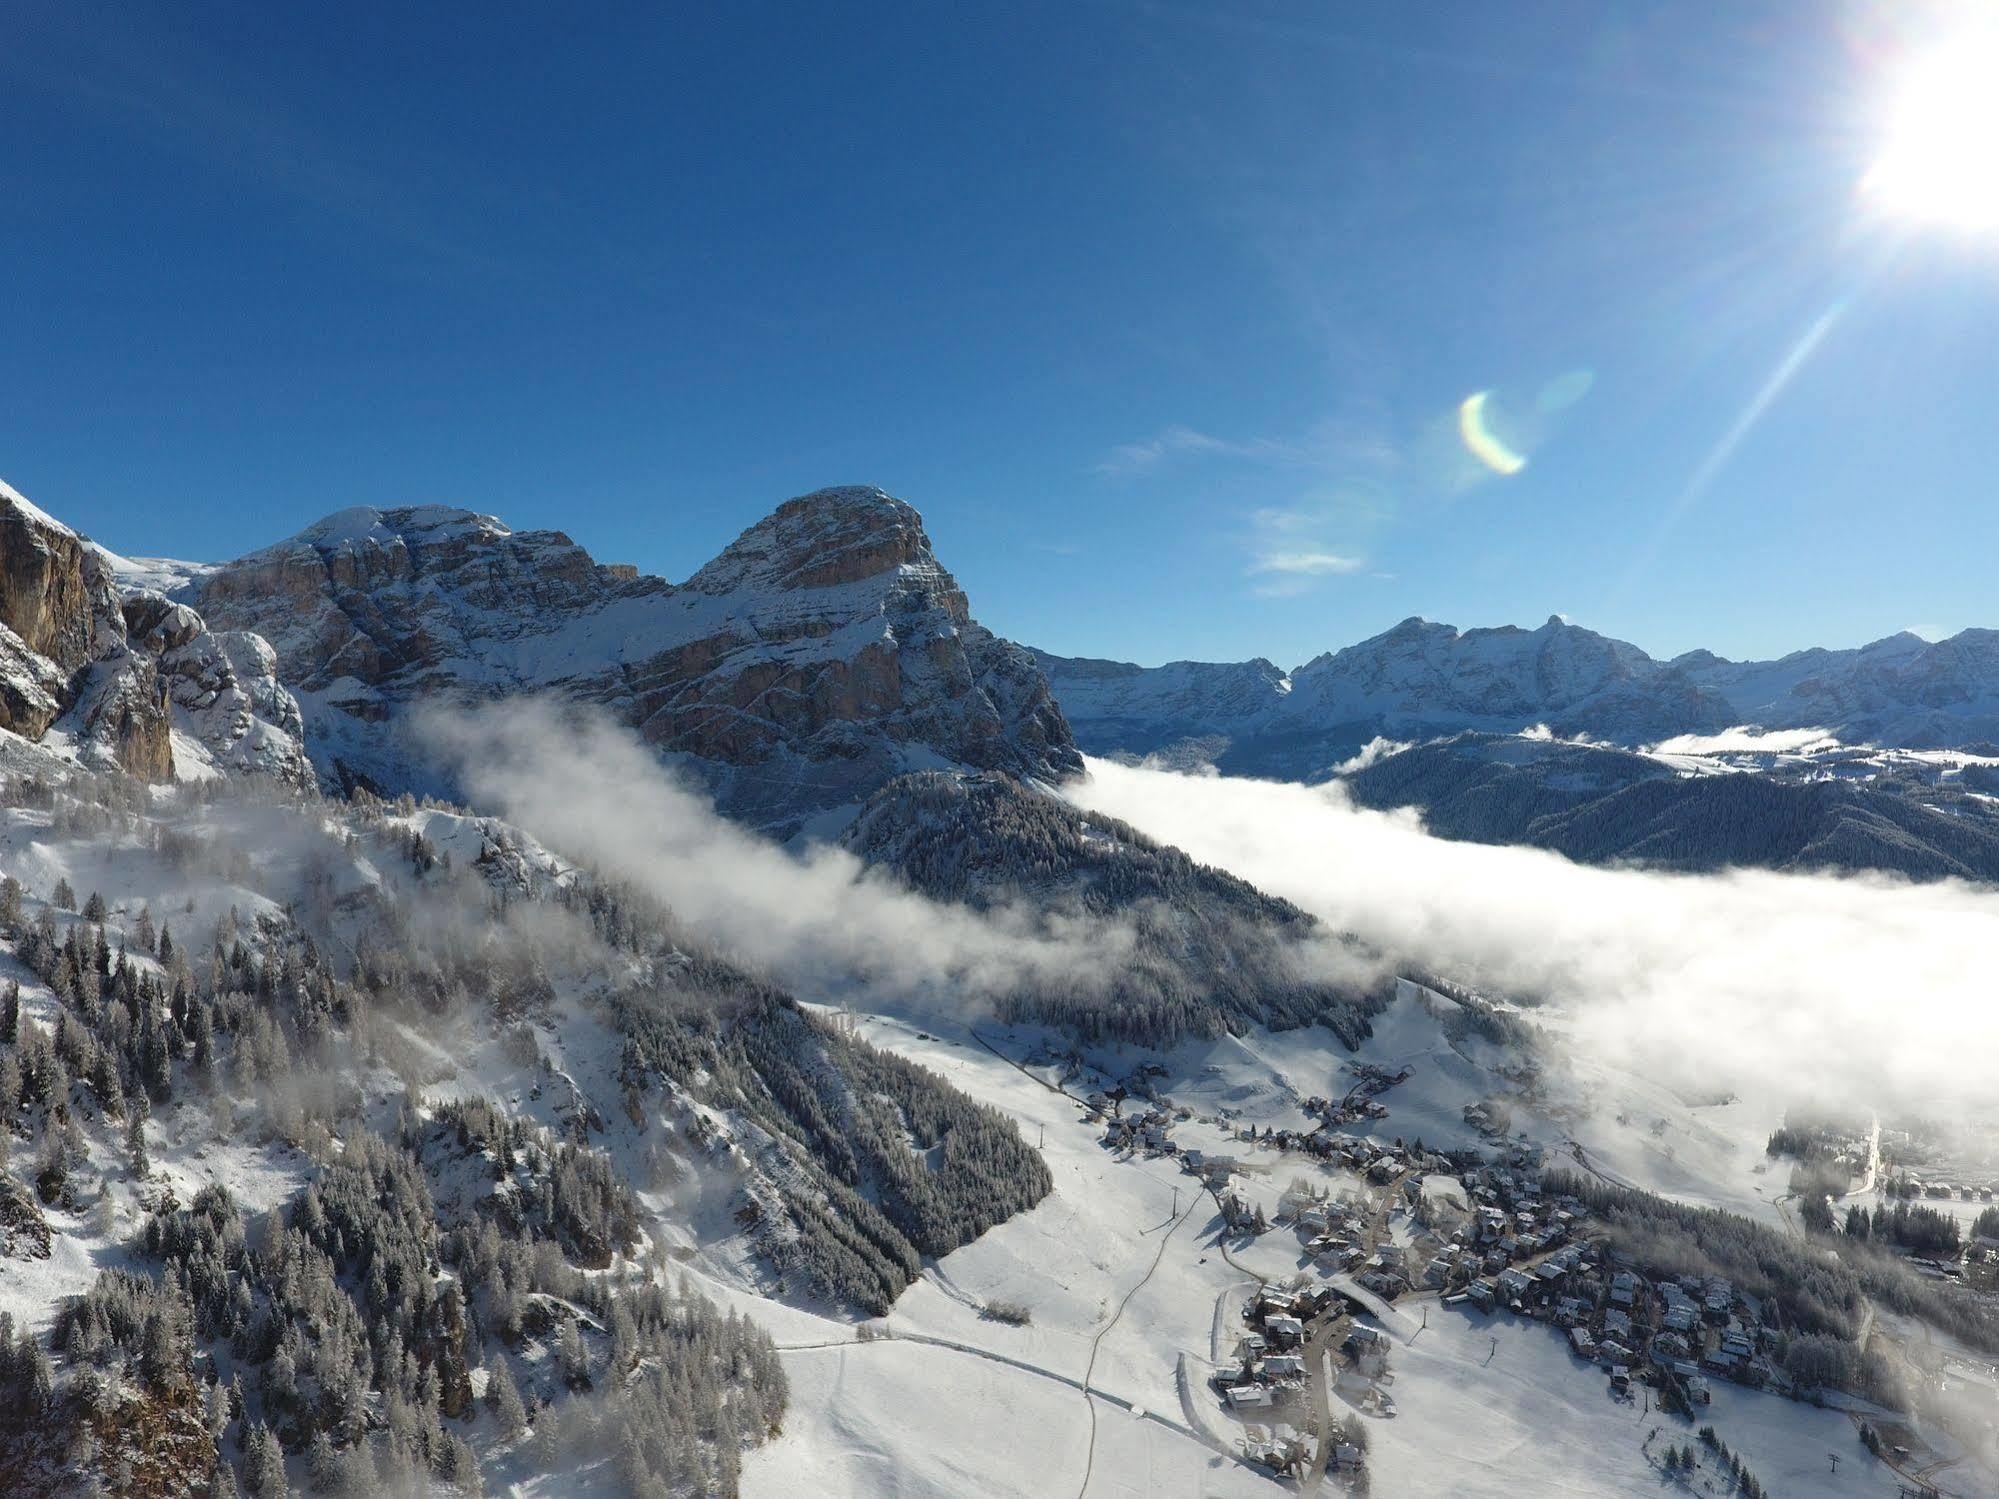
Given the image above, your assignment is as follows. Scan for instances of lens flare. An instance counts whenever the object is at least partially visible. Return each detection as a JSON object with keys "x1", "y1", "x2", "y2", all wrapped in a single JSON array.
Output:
[
  {"x1": 1863, "y1": 17, "x2": 1999, "y2": 234},
  {"x1": 1457, "y1": 390, "x2": 1528, "y2": 476}
]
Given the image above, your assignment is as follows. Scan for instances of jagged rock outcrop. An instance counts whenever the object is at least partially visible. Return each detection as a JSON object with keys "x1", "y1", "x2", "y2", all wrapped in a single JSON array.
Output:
[
  {"x1": 0, "y1": 480, "x2": 312, "y2": 785},
  {"x1": 186, "y1": 486, "x2": 1082, "y2": 826}
]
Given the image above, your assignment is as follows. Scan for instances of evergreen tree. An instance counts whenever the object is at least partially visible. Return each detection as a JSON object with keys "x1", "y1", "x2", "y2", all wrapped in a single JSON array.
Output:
[
  {"x1": 127, "y1": 1107, "x2": 151, "y2": 1178},
  {"x1": 485, "y1": 1357, "x2": 527, "y2": 1437},
  {"x1": 244, "y1": 1420, "x2": 288, "y2": 1497}
]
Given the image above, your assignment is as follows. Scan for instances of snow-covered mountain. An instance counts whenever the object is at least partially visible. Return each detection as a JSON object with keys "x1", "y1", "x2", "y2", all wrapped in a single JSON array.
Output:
[
  {"x1": 172, "y1": 487, "x2": 1079, "y2": 828},
  {"x1": 1039, "y1": 614, "x2": 1999, "y2": 777},
  {"x1": 1676, "y1": 628, "x2": 1999, "y2": 746},
  {"x1": 0, "y1": 482, "x2": 309, "y2": 787}
]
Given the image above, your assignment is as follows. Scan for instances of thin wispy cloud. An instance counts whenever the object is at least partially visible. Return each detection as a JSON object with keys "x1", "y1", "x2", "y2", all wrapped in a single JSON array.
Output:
[
  {"x1": 1096, "y1": 419, "x2": 1402, "y2": 596},
  {"x1": 1247, "y1": 546, "x2": 1365, "y2": 597},
  {"x1": 1251, "y1": 549, "x2": 1365, "y2": 576},
  {"x1": 1092, "y1": 424, "x2": 1306, "y2": 478}
]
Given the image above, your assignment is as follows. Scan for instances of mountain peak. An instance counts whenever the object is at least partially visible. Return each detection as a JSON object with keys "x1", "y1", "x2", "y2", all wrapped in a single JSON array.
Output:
[
  {"x1": 256, "y1": 503, "x2": 514, "y2": 561},
  {"x1": 688, "y1": 484, "x2": 939, "y2": 596},
  {"x1": 0, "y1": 477, "x2": 80, "y2": 541}
]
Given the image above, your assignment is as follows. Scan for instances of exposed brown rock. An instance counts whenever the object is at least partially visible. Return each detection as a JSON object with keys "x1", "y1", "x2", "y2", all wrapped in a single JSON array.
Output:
[{"x1": 0, "y1": 492, "x2": 96, "y2": 672}]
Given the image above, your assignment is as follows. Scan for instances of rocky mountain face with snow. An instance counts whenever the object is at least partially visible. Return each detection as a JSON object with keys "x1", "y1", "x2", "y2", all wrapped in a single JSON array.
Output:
[
  {"x1": 1675, "y1": 629, "x2": 1999, "y2": 747},
  {"x1": 176, "y1": 487, "x2": 1079, "y2": 829},
  {"x1": 0, "y1": 484, "x2": 308, "y2": 787},
  {"x1": 1040, "y1": 614, "x2": 1999, "y2": 778}
]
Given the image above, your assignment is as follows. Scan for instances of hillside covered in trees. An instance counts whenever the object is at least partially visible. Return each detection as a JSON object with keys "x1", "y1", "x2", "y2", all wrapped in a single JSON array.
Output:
[{"x1": 0, "y1": 752, "x2": 1057, "y2": 1495}]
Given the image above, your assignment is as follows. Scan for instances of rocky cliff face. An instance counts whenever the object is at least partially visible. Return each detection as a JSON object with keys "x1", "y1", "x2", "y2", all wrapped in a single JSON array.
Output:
[
  {"x1": 186, "y1": 486, "x2": 1082, "y2": 826},
  {"x1": 0, "y1": 480, "x2": 311, "y2": 785}
]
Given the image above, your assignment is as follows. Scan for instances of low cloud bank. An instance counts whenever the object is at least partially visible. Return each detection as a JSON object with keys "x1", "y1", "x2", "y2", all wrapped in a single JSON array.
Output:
[
  {"x1": 420, "y1": 701, "x2": 1132, "y2": 1003},
  {"x1": 1069, "y1": 757, "x2": 1999, "y2": 1113},
  {"x1": 1649, "y1": 725, "x2": 1842, "y2": 757}
]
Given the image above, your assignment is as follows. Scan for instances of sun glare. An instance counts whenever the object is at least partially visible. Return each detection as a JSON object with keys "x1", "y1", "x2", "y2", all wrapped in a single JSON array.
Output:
[{"x1": 1864, "y1": 21, "x2": 1999, "y2": 233}]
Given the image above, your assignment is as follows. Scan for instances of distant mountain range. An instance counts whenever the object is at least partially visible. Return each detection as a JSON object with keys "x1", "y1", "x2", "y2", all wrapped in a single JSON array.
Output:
[{"x1": 1035, "y1": 615, "x2": 1999, "y2": 778}]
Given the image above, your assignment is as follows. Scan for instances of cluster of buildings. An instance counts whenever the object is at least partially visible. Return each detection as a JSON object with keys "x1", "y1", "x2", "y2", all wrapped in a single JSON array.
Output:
[
  {"x1": 1214, "y1": 1283, "x2": 1377, "y2": 1486},
  {"x1": 1213, "y1": 1283, "x2": 1344, "y2": 1414},
  {"x1": 1895, "y1": 1175, "x2": 1999, "y2": 1203},
  {"x1": 1237, "y1": 1122, "x2": 1418, "y2": 1184},
  {"x1": 1299, "y1": 1060, "x2": 1410, "y2": 1128},
  {"x1": 1436, "y1": 1167, "x2": 1783, "y2": 1405}
]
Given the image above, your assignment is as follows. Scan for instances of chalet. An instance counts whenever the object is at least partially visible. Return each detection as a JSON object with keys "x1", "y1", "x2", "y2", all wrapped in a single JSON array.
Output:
[
  {"x1": 1301, "y1": 1287, "x2": 1342, "y2": 1316},
  {"x1": 1601, "y1": 1308, "x2": 1632, "y2": 1343},
  {"x1": 1225, "y1": 1384, "x2": 1273, "y2": 1409},
  {"x1": 1467, "y1": 1279, "x2": 1497, "y2": 1310},
  {"x1": 1496, "y1": 1268, "x2": 1536, "y2": 1303},
  {"x1": 1265, "y1": 1315, "x2": 1306, "y2": 1348},
  {"x1": 1568, "y1": 1327, "x2": 1597, "y2": 1358},
  {"x1": 1262, "y1": 1353, "x2": 1306, "y2": 1380},
  {"x1": 1608, "y1": 1271, "x2": 1641, "y2": 1307}
]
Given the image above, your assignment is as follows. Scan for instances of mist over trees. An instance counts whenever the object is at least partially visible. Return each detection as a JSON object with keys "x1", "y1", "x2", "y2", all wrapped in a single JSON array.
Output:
[{"x1": 846, "y1": 770, "x2": 1385, "y2": 1047}]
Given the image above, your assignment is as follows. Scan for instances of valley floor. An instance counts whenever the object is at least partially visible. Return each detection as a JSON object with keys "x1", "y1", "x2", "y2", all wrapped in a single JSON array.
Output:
[{"x1": 724, "y1": 991, "x2": 1992, "y2": 1499}]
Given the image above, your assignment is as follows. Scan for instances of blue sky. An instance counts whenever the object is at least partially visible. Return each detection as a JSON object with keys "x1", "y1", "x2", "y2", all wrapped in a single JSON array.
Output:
[{"x1": 4, "y1": 1, "x2": 1996, "y2": 668}]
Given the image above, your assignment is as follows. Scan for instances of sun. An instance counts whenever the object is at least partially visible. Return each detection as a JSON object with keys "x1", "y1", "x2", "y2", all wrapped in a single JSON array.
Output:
[{"x1": 1863, "y1": 19, "x2": 1999, "y2": 234}]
